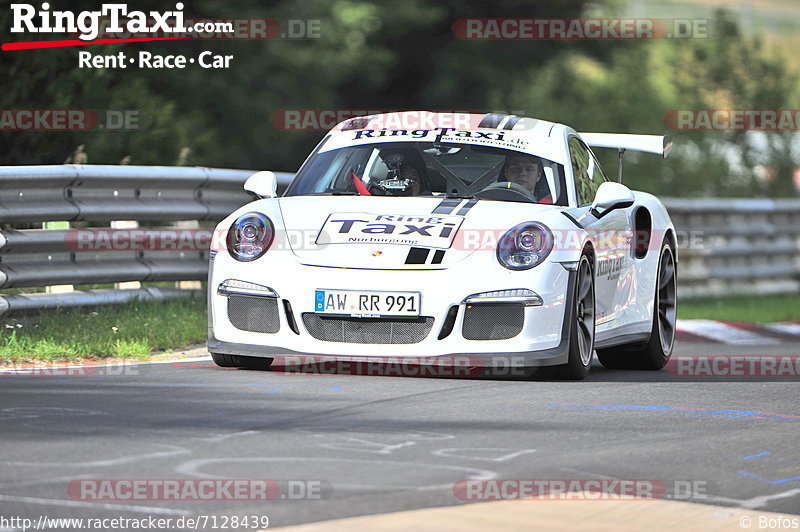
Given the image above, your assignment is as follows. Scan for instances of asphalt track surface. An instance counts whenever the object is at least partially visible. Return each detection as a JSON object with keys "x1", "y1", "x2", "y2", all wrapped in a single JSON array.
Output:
[{"x1": 1, "y1": 340, "x2": 799, "y2": 530}]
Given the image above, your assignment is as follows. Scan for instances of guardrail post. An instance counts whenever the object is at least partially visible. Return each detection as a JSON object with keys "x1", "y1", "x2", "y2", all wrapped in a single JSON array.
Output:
[
  {"x1": 111, "y1": 220, "x2": 141, "y2": 289},
  {"x1": 43, "y1": 221, "x2": 73, "y2": 294},
  {"x1": 175, "y1": 220, "x2": 202, "y2": 289}
]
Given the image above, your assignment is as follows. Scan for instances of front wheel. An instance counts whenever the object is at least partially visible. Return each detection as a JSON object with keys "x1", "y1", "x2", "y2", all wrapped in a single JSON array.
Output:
[
  {"x1": 211, "y1": 353, "x2": 273, "y2": 370},
  {"x1": 544, "y1": 254, "x2": 595, "y2": 380},
  {"x1": 597, "y1": 242, "x2": 677, "y2": 370}
]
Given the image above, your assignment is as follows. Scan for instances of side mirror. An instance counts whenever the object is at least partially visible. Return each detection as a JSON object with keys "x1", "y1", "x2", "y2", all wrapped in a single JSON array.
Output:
[
  {"x1": 244, "y1": 171, "x2": 278, "y2": 199},
  {"x1": 590, "y1": 181, "x2": 634, "y2": 218}
]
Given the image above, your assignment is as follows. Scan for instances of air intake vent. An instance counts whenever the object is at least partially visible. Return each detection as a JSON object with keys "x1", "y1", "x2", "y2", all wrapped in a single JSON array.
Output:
[
  {"x1": 462, "y1": 303, "x2": 524, "y2": 340},
  {"x1": 302, "y1": 314, "x2": 434, "y2": 344},
  {"x1": 228, "y1": 295, "x2": 280, "y2": 333}
]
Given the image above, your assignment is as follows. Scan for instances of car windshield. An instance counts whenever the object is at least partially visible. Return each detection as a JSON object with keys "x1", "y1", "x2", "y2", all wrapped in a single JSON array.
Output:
[{"x1": 284, "y1": 141, "x2": 567, "y2": 205}]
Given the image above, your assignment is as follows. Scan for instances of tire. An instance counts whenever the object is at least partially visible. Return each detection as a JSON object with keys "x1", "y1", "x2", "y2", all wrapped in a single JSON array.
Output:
[
  {"x1": 596, "y1": 242, "x2": 677, "y2": 370},
  {"x1": 211, "y1": 353, "x2": 273, "y2": 370},
  {"x1": 543, "y1": 253, "x2": 595, "y2": 380}
]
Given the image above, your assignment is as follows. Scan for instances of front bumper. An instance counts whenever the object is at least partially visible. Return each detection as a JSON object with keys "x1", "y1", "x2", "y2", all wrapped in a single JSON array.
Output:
[{"x1": 208, "y1": 252, "x2": 576, "y2": 368}]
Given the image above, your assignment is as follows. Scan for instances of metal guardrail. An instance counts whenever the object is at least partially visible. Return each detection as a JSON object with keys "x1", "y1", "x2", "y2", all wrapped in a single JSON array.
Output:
[
  {"x1": 0, "y1": 165, "x2": 293, "y2": 314},
  {"x1": 0, "y1": 164, "x2": 293, "y2": 223},
  {"x1": 663, "y1": 198, "x2": 800, "y2": 298},
  {"x1": 0, "y1": 287, "x2": 203, "y2": 315},
  {"x1": 0, "y1": 165, "x2": 797, "y2": 314}
]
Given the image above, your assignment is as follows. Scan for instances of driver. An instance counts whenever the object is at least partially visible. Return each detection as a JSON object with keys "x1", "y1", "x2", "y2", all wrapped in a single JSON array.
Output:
[{"x1": 501, "y1": 154, "x2": 552, "y2": 203}]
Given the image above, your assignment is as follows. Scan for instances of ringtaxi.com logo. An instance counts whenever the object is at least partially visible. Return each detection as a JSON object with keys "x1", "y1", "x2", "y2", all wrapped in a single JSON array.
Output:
[
  {"x1": 3, "y1": 4, "x2": 322, "y2": 54},
  {"x1": 10, "y1": 3, "x2": 218, "y2": 42}
]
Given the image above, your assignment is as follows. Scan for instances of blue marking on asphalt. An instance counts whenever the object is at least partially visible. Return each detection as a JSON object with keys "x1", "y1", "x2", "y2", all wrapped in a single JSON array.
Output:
[
  {"x1": 331, "y1": 386, "x2": 343, "y2": 391},
  {"x1": 738, "y1": 470, "x2": 800, "y2": 485},
  {"x1": 547, "y1": 404, "x2": 668, "y2": 410},
  {"x1": 742, "y1": 451, "x2": 771, "y2": 459},
  {"x1": 267, "y1": 387, "x2": 282, "y2": 394}
]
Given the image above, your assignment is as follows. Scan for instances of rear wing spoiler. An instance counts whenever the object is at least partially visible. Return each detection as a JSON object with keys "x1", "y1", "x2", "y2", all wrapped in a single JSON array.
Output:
[
  {"x1": 578, "y1": 133, "x2": 672, "y2": 181},
  {"x1": 578, "y1": 133, "x2": 672, "y2": 158}
]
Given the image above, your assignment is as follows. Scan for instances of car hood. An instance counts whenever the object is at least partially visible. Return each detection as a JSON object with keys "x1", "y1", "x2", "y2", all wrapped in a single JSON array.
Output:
[{"x1": 276, "y1": 195, "x2": 561, "y2": 269}]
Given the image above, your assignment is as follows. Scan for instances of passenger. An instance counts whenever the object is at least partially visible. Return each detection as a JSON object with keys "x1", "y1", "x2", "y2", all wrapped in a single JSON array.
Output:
[{"x1": 369, "y1": 150, "x2": 430, "y2": 196}]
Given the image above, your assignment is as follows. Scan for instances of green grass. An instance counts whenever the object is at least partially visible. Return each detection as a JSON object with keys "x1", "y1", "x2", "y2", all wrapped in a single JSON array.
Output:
[
  {"x1": 679, "y1": 294, "x2": 800, "y2": 323},
  {"x1": 0, "y1": 296, "x2": 207, "y2": 363},
  {"x1": 1, "y1": 292, "x2": 795, "y2": 363}
]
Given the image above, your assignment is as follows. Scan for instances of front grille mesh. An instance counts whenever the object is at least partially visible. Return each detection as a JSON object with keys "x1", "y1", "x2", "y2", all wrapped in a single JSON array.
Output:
[
  {"x1": 227, "y1": 295, "x2": 280, "y2": 333},
  {"x1": 462, "y1": 303, "x2": 524, "y2": 340},
  {"x1": 302, "y1": 314, "x2": 434, "y2": 344}
]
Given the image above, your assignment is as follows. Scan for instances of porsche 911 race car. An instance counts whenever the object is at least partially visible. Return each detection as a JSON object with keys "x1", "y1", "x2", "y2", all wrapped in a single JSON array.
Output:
[{"x1": 208, "y1": 112, "x2": 677, "y2": 379}]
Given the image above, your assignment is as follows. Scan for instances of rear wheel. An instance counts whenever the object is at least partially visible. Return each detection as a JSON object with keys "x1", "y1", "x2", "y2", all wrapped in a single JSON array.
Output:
[
  {"x1": 211, "y1": 353, "x2": 273, "y2": 370},
  {"x1": 544, "y1": 254, "x2": 595, "y2": 380},
  {"x1": 597, "y1": 242, "x2": 676, "y2": 370}
]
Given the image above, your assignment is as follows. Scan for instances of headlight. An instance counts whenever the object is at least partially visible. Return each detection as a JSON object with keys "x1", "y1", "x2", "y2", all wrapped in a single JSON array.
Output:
[
  {"x1": 497, "y1": 222, "x2": 553, "y2": 270},
  {"x1": 226, "y1": 212, "x2": 274, "y2": 262}
]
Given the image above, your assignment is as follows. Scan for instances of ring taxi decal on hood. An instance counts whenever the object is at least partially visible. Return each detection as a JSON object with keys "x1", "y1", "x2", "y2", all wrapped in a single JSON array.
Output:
[{"x1": 316, "y1": 212, "x2": 464, "y2": 249}]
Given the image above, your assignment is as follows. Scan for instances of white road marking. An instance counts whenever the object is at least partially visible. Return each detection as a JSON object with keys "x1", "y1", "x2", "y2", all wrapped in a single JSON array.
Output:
[
  {"x1": 431, "y1": 448, "x2": 537, "y2": 462},
  {"x1": 1, "y1": 445, "x2": 189, "y2": 467},
  {"x1": 0, "y1": 493, "x2": 191, "y2": 516},
  {"x1": 0, "y1": 356, "x2": 212, "y2": 375},
  {"x1": 560, "y1": 467, "x2": 800, "y2": 510},
  {"x1": 740, "y1": 487, "x2": 800, "y2": 509},
  {"x1": 763, "y1": 322, "x2": 800, "y2": 338},
  {"x1": 174, "y1": 457, "x2": 498, "y2": 491},
  {"x1": 676, "y1": 320, "x2": 780, "y2": 345},
  {"x1": 197, "y1": 431, "x2": 260, "y2": 442},
  {"x1": 0, "y1": 474, "x2": 91, "y2": 490}
]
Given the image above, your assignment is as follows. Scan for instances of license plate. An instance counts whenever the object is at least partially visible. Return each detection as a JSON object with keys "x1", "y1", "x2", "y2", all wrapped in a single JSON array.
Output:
[{"x1": 314, "y1": 289, "x2": 420, "y2": 317}]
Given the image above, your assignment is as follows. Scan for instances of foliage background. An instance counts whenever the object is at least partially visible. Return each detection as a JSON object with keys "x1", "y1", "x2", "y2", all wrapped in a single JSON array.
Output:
[{"x1": 1, "y1": 0, "x2": 797, "y2": 198}]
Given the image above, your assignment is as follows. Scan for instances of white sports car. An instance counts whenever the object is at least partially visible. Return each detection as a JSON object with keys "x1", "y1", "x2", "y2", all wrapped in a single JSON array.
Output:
[{"x1": 208, "y1": 112, "x2": 677, "y2": 379}]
